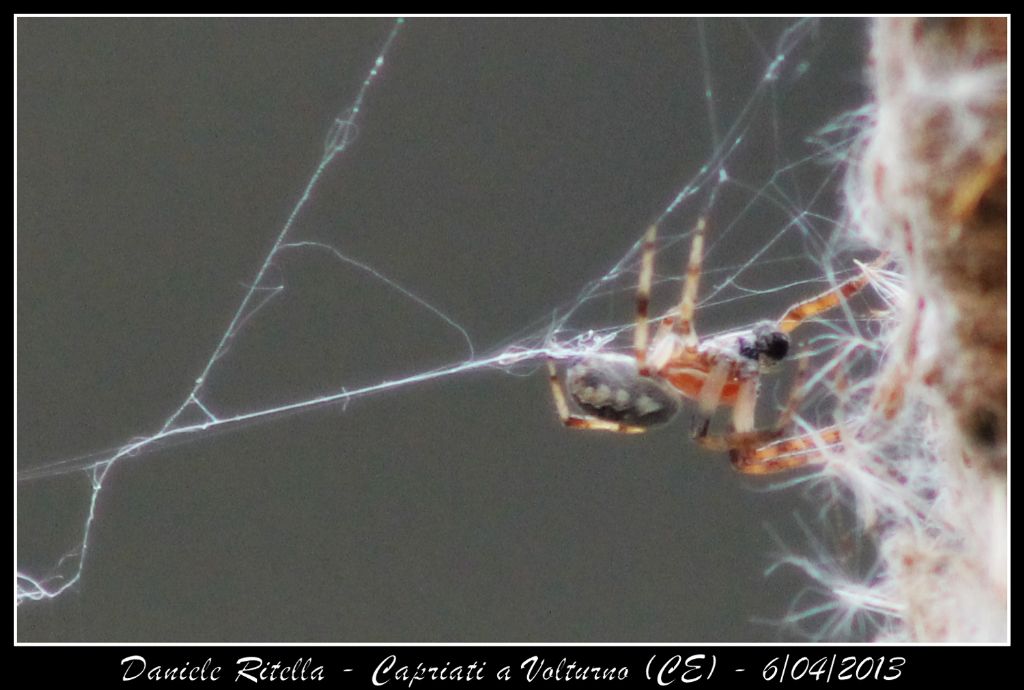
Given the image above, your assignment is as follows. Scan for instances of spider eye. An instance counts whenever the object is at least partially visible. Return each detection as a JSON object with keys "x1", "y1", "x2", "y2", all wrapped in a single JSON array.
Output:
[
  {"x1": 739, "y1": 323, "x2": 789, "y2": 363},
  {"x1": 758, "y1": 330, "x2": 789, "y2": 362}
]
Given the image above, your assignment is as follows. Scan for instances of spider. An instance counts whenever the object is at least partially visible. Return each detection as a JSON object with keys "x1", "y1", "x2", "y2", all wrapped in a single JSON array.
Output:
[{"x1": 546, "y1": 218, "x2": 876, "y2": 474}]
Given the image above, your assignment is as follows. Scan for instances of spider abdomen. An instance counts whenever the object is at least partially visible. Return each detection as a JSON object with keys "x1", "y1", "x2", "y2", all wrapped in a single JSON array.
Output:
[{"x1": 566, "y1": 353, "x2": 680, "y2": 427}]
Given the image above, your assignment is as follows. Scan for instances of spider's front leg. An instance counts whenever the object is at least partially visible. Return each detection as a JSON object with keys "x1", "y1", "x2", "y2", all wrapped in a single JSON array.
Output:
[{"x1": 775, "y1": 255, "x2": 885, "y2": 334}]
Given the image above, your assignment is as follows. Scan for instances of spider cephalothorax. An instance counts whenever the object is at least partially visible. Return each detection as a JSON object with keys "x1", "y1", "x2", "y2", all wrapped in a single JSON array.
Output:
[{"x1": 546, "y1": 218, "x2": 879, "y2": 473}]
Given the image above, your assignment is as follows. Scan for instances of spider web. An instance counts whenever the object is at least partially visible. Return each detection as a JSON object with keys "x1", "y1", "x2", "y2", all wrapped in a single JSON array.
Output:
[{"x1": 17, "y1": 18, "x2": 879, "y2": 640}]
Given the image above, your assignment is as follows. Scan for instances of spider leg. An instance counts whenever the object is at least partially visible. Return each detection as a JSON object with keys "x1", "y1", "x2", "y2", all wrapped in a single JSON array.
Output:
[
  {"x1": 694, "y1": 357, "x2": 819, "y2": 473},
  {"x1": 730, "y1": 426, "x2": 843, "y2": 475},
  {"x1": 672, "y1": 216, "x2": 707, "y2": 348},
  {"x1": 775, "y1": 256, "x2": 884, "y2": 334},
  {"x1": 733, "y1": 374, "x2": 759, "y2": 432},
  {"x1": 635, "y1": 225, "x2": 658, "y2": 375},
  {"x1": 685, "y1": 357, "x2": 733, "y2": 439},
  {"x1": 546, "y1": 360, "x2": 648, "y2": 434},
  {"x1": 693, "y1": 378, "x2": 781, "y2": 453},
  {"x1": 698, "y1": 358, "x2": 731, "y2": 418}
]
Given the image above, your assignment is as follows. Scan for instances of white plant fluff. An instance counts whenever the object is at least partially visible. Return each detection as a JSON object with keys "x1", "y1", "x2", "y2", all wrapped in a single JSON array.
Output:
[{"x1": 805, "y1": 17, "x2": 1007, "y2": 642}]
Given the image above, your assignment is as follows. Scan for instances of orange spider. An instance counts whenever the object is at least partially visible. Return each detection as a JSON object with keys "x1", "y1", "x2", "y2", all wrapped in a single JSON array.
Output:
[{"x1": 547, "y1": 218, "x2": 875, "y2": 474}]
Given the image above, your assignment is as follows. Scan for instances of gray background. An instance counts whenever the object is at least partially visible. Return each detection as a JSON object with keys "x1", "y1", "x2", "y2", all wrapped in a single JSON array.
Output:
[{"x1": 18, "y1": 18, "x2": 870, "y2": 641}]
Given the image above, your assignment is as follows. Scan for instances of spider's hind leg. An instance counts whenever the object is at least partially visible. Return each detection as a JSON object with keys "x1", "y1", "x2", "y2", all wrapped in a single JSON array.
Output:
[{"x1": 634, "y1": 225, "x2": 658, "y2": 375}]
